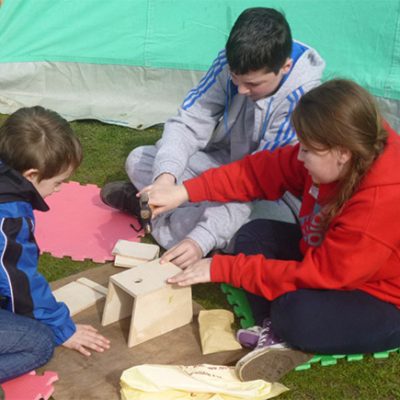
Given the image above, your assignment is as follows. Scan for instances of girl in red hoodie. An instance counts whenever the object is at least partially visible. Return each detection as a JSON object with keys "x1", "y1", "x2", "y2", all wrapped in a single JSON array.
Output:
[{"x1": 141, "y1": 79, "x2": 400, "y2": 382}]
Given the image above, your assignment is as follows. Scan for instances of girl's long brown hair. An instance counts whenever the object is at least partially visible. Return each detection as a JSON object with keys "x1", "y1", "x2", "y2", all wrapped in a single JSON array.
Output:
[{"x1": 291, "y1": 79, "x2": 388, "y2": 226}]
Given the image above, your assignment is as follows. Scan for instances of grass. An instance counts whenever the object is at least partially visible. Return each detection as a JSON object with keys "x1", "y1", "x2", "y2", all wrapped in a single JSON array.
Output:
[{"x1": 1, "y1": 113, "x2": 399, "y2": 398}]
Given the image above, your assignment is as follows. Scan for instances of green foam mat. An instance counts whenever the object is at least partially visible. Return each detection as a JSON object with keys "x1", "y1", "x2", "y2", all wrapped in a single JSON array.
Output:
[{"x1": 221, "y1": 283, "x2": 400, "y2": 371}]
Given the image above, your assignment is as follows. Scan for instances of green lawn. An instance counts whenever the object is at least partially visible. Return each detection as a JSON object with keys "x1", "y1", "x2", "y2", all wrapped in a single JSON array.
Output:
[{"x1": 1, "y1": 114, "x2": 399, "y2": 399}]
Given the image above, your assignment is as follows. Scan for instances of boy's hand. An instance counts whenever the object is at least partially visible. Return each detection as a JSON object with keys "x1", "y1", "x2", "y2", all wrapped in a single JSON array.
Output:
[
  {"x1": 139, "y1": 183, "x2": 189, "y2": 218},
  {"x1": 63, "y1": 324, "x2": 110, "y2": 356},
  {"x1": 154, "y1": 173, "x2": 176, "y2": 186},
  {"x1": 167, "y1": 258, "x2": 212, "y2": 286},
  {"x1": 161, "y1": 238, "x2": 203, "y2": 268}
]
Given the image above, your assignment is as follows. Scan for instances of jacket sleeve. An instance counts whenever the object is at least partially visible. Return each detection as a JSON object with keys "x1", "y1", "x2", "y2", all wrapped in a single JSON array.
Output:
[
  {"x1": 153, "y1": 50, "x2": 229, "y2": 181},
  {"x1": 0, "y1": 216, "x2": 76, "y2": 345},
  {"x1": 210, "y1": 218, "x2": 394, "y2": 301},
  {"x1": 31, "y1": 273, "x2": 76, "y2": 345},
  {"x1": 184, "y1": 144, "x2": 305, "y2": 204}
]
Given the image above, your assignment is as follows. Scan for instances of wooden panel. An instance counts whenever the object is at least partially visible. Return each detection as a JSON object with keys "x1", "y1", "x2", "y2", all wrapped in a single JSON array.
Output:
[
  {"x1": 114, "y1": 254, "x2": 148, "y2": 268},
  {"x1": 53, "y1": 281, "x2": 106, "y2": 316},
  {"x1": 128, "y1": 285, "x2": 192, "y2": 347},
  {"x1": 77, "y1": 277, "x2": 108, "y2": 295},
  {"x1": 110, "y1": 258, "x2": 182, "y2": 297},
  {"x1": 112, "y1": 240, "x2": 159, "y2": 260},
  {"x1": 101, "y1": 282, "x2": 134, "y2": 326}
]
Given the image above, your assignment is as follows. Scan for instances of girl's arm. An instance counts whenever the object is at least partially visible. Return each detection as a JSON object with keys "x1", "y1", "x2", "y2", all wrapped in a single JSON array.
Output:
[{"x1": 142, "y1": 144, "x2": 305, "y2": 218}]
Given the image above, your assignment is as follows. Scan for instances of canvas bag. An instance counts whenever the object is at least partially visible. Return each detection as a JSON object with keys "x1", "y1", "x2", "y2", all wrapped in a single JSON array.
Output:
[{"x1": 120, "y1": 364, "x2": 288, "y2": 400}]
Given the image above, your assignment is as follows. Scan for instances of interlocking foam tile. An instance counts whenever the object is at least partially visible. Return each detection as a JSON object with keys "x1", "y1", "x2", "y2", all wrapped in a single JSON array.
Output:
[
  {"x1": 221, "y1": 283, "x2": 400, "y2": 371},
  {"x1": 34, "y1": 181, "x2": 143, "y2": 263},
  {"x1": 2, "y1": 370, "x2": 58, "y2": 400}
]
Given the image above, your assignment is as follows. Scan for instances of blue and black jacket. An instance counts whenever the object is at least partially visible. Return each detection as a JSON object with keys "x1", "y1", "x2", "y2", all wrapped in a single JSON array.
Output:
[{"x1": 0, "y1": 161, "x2": 75, "y2": 345}]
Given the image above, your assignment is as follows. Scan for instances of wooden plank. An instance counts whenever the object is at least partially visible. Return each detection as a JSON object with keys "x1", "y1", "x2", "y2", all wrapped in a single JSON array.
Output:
[
  {"x1": 53, "y1": 281, "x2": 105, "y2": 316},
  {"x1": 77, "y1": 277, "x2": 108, "y2": 295},
  {"x1": 113, "y1": 254, "x2": 148, "y2": 268},
  {"x1": 112, "y1": 240, "x2": 159, "y2": 260}
]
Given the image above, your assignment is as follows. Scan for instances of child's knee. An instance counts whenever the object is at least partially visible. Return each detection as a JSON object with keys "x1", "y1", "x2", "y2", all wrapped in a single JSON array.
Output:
[
  {"x1": 271, "y1": 290, "x2": 314, "y2": 349},
  {"x1": 125, "y1": 145, "x2": 156, "y2": 182},
  {"x1": 234, "y1": 220, "x2": 268, "y2": 254}
]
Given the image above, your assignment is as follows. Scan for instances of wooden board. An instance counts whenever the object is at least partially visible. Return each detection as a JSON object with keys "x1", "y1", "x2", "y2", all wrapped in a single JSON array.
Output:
[
  {"x1": 109, "y1": 258, "x2": 181, "y2": 296},
  {"x1": 103, "y1": 258, "x2": 192, "y2": 347},
  {"x1": 112, "y1": 240, "x2": 159, "y2": 265},
  {"x1": 53, "y1": 280, "x2": 107, "y2": 316}
]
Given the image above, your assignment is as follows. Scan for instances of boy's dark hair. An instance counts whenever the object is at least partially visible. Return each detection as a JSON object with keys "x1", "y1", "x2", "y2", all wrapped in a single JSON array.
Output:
[
  {"x1": 0, "y1": 106, "x2": 82, "y2": 181},
  {"x1": 226, "y1": 8, "x2": 292, "y2": 75}
]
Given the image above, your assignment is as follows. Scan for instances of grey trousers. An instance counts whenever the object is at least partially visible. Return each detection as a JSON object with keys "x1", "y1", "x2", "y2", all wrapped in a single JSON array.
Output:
[{"x1": 125, "y1": 144, "x2": 299, "y2": 255}]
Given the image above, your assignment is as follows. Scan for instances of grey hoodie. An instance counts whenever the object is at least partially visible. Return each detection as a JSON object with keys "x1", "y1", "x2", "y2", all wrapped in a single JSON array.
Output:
[{"x1": 134, "y1": 41, "x2": 325, "y2": 255}]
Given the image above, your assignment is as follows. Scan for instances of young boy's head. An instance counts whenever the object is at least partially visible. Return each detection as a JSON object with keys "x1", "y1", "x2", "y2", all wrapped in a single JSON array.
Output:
[
  {"x1": 0, "y1": 106, "x2": 82, "y2": 198},
  {"x1": 226, "y1": 8, "x2": 293, "y2": 101}
]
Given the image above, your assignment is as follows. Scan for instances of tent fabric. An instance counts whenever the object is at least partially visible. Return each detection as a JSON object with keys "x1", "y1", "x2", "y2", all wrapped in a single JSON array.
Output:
[
  {"x1": 0, "y1": 61, "x2": 203, "y2": 128},
  {"x1": 0, "y1": 0, "x2": 399, "y2": 128}
]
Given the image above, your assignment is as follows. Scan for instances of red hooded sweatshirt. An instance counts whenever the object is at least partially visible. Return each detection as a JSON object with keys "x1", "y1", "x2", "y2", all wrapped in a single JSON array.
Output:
[{"x1": 184, "y1": 124, "x2": 400, "y2": 307}]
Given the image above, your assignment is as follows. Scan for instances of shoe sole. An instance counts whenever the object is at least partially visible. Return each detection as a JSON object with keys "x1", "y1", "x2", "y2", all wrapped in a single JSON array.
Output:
[{"x1": 236, "y1": 347, "x2": 313, "y2": 382}]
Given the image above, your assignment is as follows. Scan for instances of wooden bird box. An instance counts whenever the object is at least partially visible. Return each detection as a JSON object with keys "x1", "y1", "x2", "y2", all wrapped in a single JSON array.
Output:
[{"x1": 101, "y1": 258, "x2": 192, "y2": 347}]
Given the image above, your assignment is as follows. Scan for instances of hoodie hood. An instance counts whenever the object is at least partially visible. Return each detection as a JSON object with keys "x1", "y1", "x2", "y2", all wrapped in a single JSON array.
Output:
[
  {"x1": 258, "y1": 40, "x2": 326, "y2": 104},
  {"x1": 0, "y1": 161, "x2": 49, "y2": 211},
  {"x1": 360, "y1": 123, "x2": 400, "y2": 190}
]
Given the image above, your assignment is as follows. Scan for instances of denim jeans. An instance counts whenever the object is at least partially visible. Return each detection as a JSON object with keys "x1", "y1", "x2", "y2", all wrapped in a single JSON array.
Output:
[
  {"x1": 234, "y1": 219, "x2": 400, "y2": 354},
  {"x1": 0, "y1": 309, "x2": 55, "y2": 383}
]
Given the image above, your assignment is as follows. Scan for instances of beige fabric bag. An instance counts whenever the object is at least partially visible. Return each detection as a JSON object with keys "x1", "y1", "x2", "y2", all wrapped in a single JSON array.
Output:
[
  {"x1": 120, "y1": 364, "x2": 288, "y2": 400},
  {"x1": 198, "y1": 310, "x2": 242, "y2": 355}
]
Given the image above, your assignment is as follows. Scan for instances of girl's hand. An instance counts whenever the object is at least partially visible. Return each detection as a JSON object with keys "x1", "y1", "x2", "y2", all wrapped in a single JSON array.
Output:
[
  {"x1": 167, "y1": 258, "x2": 212, "y2": 286},
  {"x1": 62, "y1": 324, "x2": 110, "y2": 356},
  {"x1": 139, "y1": 183, "x2": 189, "y2": 218}
]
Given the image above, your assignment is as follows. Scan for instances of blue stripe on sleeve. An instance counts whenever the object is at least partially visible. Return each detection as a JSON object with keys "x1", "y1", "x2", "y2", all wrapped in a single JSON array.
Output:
[
  {"x1": 182, "y1": 50, "x2": 228, "y2": 110},
  {"x1": 0, "y1": 218, "x2": 14, "y2": 312},
  {"x1": 264, "y1": 86, "x2": 303, "y2": 151},
  {"x1": 184, "y1": 49, "x2": 225, "y2": 99},
  {"x1": 268, "y1": 95, "x2": 296, "y2": 151}
]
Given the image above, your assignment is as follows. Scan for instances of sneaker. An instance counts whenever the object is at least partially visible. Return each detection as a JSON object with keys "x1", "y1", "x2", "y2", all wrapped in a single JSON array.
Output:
[
  {"x1": 255, "y1": 318, "x2": 286, "y2": 350},
  {"x1": 235, "y1": 347, "x2": 313, "y2": 382},
  {"x1": 100, "y1": 181, "x2": 140, "y2": 216},
  {"x1": 236, "y1": 325, "x2": 262, "y2": 349}
]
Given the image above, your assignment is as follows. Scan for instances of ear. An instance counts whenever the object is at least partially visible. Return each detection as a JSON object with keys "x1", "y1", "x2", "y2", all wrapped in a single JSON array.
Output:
[
  {"x1": 337, "y1": 147, "x2": 352, "y2": 165},
  {"x1": 22, "y1": 168, "x2": 40, "y2": 184},
  {"x1": 281, "y1": 58, "x2": 293, "y2": 74}
]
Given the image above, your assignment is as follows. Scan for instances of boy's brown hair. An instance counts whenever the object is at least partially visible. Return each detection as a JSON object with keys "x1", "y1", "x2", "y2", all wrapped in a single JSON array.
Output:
[{"x1": 0, "y1": 106, "x2": 82, "y2": 180}]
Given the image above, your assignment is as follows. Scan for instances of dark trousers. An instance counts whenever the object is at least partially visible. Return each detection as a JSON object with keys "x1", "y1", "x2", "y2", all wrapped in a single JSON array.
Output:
[{"x1": 234, "y1": 219, "x2": 400, "y2": 354}]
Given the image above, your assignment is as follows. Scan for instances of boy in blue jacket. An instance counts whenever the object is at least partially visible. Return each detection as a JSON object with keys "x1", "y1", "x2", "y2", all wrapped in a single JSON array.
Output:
[{"x1": 0, "y1": 106, "x2": 110, "y2": 383}]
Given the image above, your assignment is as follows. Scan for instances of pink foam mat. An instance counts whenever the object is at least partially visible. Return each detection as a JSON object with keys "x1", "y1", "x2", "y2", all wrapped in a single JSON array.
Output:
[
  {"x1": 2, "y1": 370, "x2": 58, "y2": 400},
  {"x1": 34, "y1": 181, "x2": 142, "y2": 263}
]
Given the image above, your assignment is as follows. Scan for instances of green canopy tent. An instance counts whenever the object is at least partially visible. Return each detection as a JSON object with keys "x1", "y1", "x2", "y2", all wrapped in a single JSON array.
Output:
[{"x1": 0, "y1": 0, "x2": 399, "y2": 130}]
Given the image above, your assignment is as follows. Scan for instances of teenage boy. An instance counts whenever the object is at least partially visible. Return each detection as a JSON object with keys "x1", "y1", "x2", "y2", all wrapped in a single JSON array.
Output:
[{"x1": 101, "y1": 7, "x2": 325, "y2": 267}]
